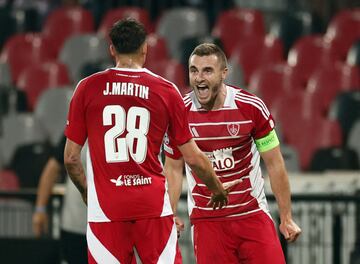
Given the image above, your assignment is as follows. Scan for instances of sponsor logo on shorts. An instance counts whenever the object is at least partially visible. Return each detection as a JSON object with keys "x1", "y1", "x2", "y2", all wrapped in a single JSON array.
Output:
[{"x1": 110, "y1": 175, "x2": 152, "y2": 187}]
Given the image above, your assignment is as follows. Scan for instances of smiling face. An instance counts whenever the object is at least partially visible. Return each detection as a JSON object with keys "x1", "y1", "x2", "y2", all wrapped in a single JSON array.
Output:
[{"x1": 189, "y1": 54, "x2": 228, "y2": 110}]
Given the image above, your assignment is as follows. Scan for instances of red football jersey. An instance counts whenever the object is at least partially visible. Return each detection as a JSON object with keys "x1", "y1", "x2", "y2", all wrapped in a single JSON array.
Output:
[
  {"x1": 65, "y1": 67, "x2": 192, "y2": 222},
  {"x1": 165, "y1": 85, "x2": 275, "y2": 222}
]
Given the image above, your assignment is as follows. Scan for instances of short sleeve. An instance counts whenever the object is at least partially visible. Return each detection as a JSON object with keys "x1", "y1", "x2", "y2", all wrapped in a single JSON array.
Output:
[
  {"x1": 166, "y1": 85, "x2": 192, "y2": 148},
  {"x1": 163, "y1": 132, "x2": 183, "y2": 159},
  {"x1": 64, "y1": 79, "x2": 88, "y2": 145},
  {"x1": 251, "y1": 96, "x2": 276, "y2": 140}
]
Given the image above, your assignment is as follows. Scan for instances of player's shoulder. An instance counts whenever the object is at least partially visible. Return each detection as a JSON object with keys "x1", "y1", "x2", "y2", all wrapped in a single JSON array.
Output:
[
  {"x1": 75, "y1": 69, "x2": 110, "y2": 89},
  {"x1": 143, "y1": 68, "x2": 183, "y2": 95},
  {"x1": 231, "y1": 84, "x2": 267, "y2": 109}
]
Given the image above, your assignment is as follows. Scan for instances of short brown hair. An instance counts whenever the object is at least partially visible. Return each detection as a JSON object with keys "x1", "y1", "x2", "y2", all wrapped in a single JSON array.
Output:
[{"x1": 190, "y1": 43, "x2": 227, "y2": 69}]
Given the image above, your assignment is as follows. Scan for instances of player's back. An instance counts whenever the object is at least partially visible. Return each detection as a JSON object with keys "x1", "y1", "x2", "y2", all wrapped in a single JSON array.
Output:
[{"x1": 70, "y1": 67, "x2": 184, "y2": 221}]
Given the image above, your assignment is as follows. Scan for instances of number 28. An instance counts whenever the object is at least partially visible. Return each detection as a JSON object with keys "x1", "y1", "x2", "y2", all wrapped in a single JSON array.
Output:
[{"x1": 103, "y1": 105, "x2": 150, "y2": 164}]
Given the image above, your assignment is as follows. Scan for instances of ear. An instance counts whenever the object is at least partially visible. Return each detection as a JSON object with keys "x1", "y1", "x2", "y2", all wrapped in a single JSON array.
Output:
[
  {"x1": 109, "y1": 44, "x2": 116, "y2": 57},
  {"x1": 141, "y1": 42, "x2": 148, "y2": 57},
  {"x1": 222, "y1": 67, "x2": 228, "y2": 81}
]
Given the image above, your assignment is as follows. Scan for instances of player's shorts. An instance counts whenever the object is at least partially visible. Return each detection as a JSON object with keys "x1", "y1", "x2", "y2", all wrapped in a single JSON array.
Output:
[
  {"x1": 193, "y1": 211, "x2": 285, "y2": 264},
  {"x1": 87, "y1": 215, "x2": 182, "y2": 264}
]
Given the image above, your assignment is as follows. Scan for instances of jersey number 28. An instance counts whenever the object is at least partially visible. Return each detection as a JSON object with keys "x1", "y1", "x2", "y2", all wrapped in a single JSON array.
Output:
[{"x1": 103, "y1": 105, "x2": 150, "y2": 164}]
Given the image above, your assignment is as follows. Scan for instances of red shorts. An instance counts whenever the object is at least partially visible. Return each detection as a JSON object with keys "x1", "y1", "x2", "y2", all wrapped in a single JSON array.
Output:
[
  {"x1": 87, "y1": 215, "x2": 182, "y2": 264},
  {"x1": 193, "y1": 211, "x2": 285, "y2": 264}
]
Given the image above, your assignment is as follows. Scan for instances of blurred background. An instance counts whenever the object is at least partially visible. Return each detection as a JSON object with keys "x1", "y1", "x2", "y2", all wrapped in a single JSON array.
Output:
[{"x1": 0, "y1": 0, "x2": 359, "y2": 263}]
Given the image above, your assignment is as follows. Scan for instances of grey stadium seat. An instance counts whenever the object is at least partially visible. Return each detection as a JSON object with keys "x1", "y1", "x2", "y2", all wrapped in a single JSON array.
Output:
[
  {"x1": 156, "y1": 7, "x2": 209, "y2": 60},
  {"x1": 34, "y1": 87, "x2": 73, "y2": 146},
  {"x1": 59, "y1": 33, "x2": 110, "y2": 82},
  {"x1": 0, "y1": 113, "x2": 47, "y2": 166}
]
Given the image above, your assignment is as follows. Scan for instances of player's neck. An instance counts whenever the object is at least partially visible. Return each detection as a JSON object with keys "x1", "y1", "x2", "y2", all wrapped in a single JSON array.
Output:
[
  {"x1": 115, "y1": 55, "x2": 144, "y2": 69},
  {"x1": 203, "y1": 83, "x2": 227, "y2": 111}
]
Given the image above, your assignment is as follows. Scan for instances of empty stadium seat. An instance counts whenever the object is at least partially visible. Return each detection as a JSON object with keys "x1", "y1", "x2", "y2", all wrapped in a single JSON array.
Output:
[
  {"x1": 59, "y1": 34, "x2": 109, "y2": 82},
  {"x1": 212, "y1": 8, "x2": 265, "y2": 56},
  {"x1": 0, "y1": 170, "x2": 19, "y2": 190},
  {"x1": 225, "y1": 58, "x2": 245, "y2": 88},
  {"x1": 0, "y1": 33, "x2": 57, "y2": 83},
  {"x1": 42, "y1": 7, "x2": 95, "y2": 56},
  {"x1": 0, "y1": 113, "x2": 47, "y2": 166},
  {"x1": 34, "y1": 87, "x2": 73, "y2": 146},
  {"x1": 156, "y1": 7, "x2": 209, "y2": 60},
  {"x1": 329, "y1": 91, "x2": 360, "y2": 143},
  {"x1": 309, "y1": 147, "x2": 359, "y2": 172},
  {"x1": 230, "y1": 35, "x2": 284, "y2": 84},
  {"x1": 98, "y1": 7, "x2": 153, "y2": 37},
  {"x1": 144, "y1": 34, "x2": 170, "y2": 68},
  {"x1": 287, "y1": 35, "x2": 337, "y2": 87},
  {"x1": 150, "y1": 59, "x2": 187, "y2": 90},
  {"x1": 16, "y1": 61, "x2": 71, "y2": 111},
  {"x1": 325, "y1": 9, "x2": 360, "y2": 60}
]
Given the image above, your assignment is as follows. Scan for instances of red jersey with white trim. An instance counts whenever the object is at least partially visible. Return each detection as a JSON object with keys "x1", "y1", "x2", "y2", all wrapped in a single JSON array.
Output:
[
  {"x1": 165, "y1": 85, "x2": 275, "y2": 222},
  {"x1": 65, "y1": 68, "x2": 192, "y2": 222}
]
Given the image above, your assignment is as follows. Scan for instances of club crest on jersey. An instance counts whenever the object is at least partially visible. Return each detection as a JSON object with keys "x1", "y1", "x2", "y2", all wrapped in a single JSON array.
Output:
[
  {"x1": 227, "y1": 123, "x2": 240, "y2": 136},
  {"x1": 110, "y1": 175, "x2": 152, "y2": 187},
  {"x1": 209, "y1": 147, "x2": 235, "y2": 171}
]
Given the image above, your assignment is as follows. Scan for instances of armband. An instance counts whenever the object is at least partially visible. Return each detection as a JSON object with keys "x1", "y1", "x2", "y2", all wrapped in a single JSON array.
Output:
[{"x1": 255, "y1": 130, "x2": 279, "y2": 152}]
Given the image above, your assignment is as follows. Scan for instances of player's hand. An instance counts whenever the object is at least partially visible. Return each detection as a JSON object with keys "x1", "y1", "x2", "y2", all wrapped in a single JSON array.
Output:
[
  {"x1": 32, "y1": 211, "x2": 48, "y2": 237},
  {"x1": 223, "y1": 179, "x2": 242, "y2": 192},
  {"x1": 207, "y1": 190, "x2": 228, "y2": 209},
  {"x1": 174, "y1": 216, "x2": 185, "y2": 238},
  {"x1": 279, "y1": 218, "x2": 301, "y2": 242}
]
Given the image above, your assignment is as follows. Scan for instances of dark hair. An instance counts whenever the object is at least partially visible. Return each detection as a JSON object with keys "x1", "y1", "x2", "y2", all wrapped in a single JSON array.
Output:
[
  {"x1": 190, "y1": 43, "x2": 227, "y2": 69},
  {"x1": 109, "y1": 18, "x2": 147, "y2": 54}
]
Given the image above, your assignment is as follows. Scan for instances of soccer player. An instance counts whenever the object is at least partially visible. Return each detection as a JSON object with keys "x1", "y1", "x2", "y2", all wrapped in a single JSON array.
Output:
[
  {"x1": 64, "y1": 19, "x2": 228, "y2": 264},
  {"x1": 164, "y1": 43, "x2": 301, "y2": 264}
]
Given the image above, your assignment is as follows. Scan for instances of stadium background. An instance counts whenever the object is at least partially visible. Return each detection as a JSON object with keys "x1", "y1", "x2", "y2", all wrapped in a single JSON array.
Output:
[{"x1": 0, "y1": 0, "x2": 359, "y2": 263}]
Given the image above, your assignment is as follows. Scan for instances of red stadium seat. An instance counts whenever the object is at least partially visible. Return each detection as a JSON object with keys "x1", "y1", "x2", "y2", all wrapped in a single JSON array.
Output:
[
  {"x1": 0, "y1": 33, "x2": 56, "y2": 83},
  {"x1": 144, "y1": 34, "x2": 170, "y2": 68},
  {"x1": 16, "y1": 62, "x2": 71, "y2": 111},
  {"x1": 150, "y1": 59, "x2": 187, "y2": 91},
  {"x1": 212, "y1": 8, "x2": 265, "y2": 56},
  {"x1": 42, "y1": 7, "x2": 95, "y2": 56},
  {"x1": 0, "y1": 169, "x2": 19, "y2": 190},
  {"x1": 231, "y1": 35, "x2": 284, "y2": 84},
  {"x1": 248, "y1": 63, "x2": 302, "y2": 109},
  {"x1": 287, "y1": 34, "x2": 338, "y2": 87},
  {"x1": 325, "y1": 9, "x2": 360, "y2": 61},
  {"x1": 98, "y1": 7, "x2": 153, "y2": 37}
]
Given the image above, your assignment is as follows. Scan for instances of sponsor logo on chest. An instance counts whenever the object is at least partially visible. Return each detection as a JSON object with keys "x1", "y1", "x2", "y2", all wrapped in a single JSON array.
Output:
[
  {"x1": 110, "y1": 174, "x2": 152, "y2": 187},
  {"x1": 209, "y1": 147, "x2": 235, "y2": 171}
]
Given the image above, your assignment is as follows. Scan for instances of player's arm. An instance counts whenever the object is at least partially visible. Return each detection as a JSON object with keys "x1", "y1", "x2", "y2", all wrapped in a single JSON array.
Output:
[
  {"x1": 257, "y1": 131, "x2": 301, "y2": 242},
  {"x1": 177, "y1": 139, "x2": 228, "y2": 209},
  {"x1": 64, "y1": 139, "x2": 87, "y2": 204},
  {"x1": 32, "y1": 158, "x2": 61, "y2": 237},
  {"x1": 164, "y1": 156, "x2": 185, "y2": 214}
]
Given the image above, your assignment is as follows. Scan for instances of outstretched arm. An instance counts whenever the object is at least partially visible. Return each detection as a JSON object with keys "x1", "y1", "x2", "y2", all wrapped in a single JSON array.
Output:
[
  {"x1": 64, "y1": 139, "x2": 87, "y2": 204},
  {"x1": 261, "y1": 146, "x2": 301, "y2": 242}
]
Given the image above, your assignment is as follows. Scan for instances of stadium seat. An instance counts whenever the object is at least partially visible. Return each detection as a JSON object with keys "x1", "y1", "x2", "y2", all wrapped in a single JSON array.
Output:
[
  {"x1": 156, "y1": 7, "x2": 209, "y2": 60},
  {"x1": 0, "y1": 33, "x2": 57, "y2": 83},
  {"x1": 143, "y1": 34, "x2": 170, "y2": 69},
  {"x1": 212, "y1": 8, "x2": 265, "y2": 56},
  {"x1": 328, "y1": 91, "x2": 360, "y2": 143},
  {"x1": 98, "y1": 7, "x2": 153, "y2": 37},
  {"x1": 150, "y1": 59, "x2": 187, "y2": 90},
  {"x1": 16, "y1": 61, "x2": 71, "y2": 111},
  {"x1": 309, "y1": 147, "x2": 359, "y2": 172},
  {"x1": 230, "y1": 35, "x2": 284, "y2": 84},
  {"x1": 0, "y1": 113, "x2": 47, "y2": 166},
  {"x1": 325, "y1": 9, "x2": 360, "y2": 60},
  {"x1": 10, "y1": 142, "x2": 52, "y2": 188},
  {"x1": 287, "y1": 35, "x2": 338, "y2": 87},
  {"x1": 34, "y1": 87, "x2": 73, "y2": 146},
  {"x1": 0, "y1": 170, "x2": 19, "y2": 190},
  {"x1": 347, "y1": 40, "x2": 360, "y2": 66},
  {"x1": 281, "y1": 144, "x2": 300, "y2": 172},
  {"x1": 225, "y1": 58, "x2": 245, "y2": 88},
  {"x1": 42, "y1": 7, "x2": 95, "y2": 56},
  {"x1": 248, "y1": 63, "x2": 303, "y2": 109},
  {"x1": 0, "y1": 62, "x2": 11, "y2": 86},
  {"x1": 59, "y1": 34, "x2": 109, "y2": 82},
  {"x1": 348, "y1": 120, "x2": 360, "y2": 167}
]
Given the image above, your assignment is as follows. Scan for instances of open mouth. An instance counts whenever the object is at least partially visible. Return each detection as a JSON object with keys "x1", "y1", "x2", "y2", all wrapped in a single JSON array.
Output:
[{"x1": 196, "y1": 85, "x2": 209, "y2": 98}]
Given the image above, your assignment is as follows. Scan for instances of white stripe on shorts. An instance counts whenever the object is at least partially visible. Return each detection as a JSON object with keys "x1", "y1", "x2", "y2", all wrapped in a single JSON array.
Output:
[
  {"x1": 157, "y1": 222, "x2": 177, "y2": 264},
  {"x1": 87, "y1": 224, "x2": 120, "y2": 264}
]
